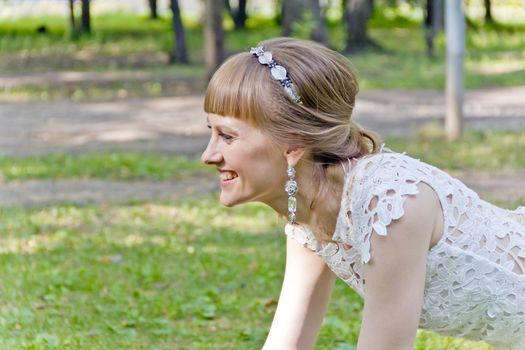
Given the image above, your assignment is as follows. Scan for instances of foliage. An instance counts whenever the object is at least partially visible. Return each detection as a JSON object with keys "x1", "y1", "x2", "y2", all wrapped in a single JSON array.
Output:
[{"x1": 290, "y1": 11, "x2": 318, "y2": 40}]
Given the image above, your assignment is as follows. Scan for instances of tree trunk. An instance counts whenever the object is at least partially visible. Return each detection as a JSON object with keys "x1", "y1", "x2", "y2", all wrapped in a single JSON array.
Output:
[
  {"x1": 275, "y1": 0, "x2": 283, "y2": 26},
  {"x1": 424, "y1": 0, "x2": 444, "y2": 57},
  {"x1": 343, "y1": 0, "x2": 374, "y2": 53},
  {"x1": 445, "y1": 0, "x2": 465, "y2": 140},
  {"x1": 225, "y1": 0, "x2": 232, "y2": 18},
  {"x1": 281, "y1": 0, "x2": 328, "y2": 45},
  {"x1": 69, "y1": 0, "x2": 76, "y2": 35},
  {"x1": 80, "y1": 0, "x2": 91, "y2": 34},
  {"x1": 148, "y1": 0, "x2": 158, "y2": 19},
  {"x1": 282, "y1": 0, "x2": 306, "y2": 36},
  {"x1": 484, "y1": 0, "x2": 493, "y2": 23},
  {"x1": 424, "y1": 0, "x2": 434, "y2": 57},
  {"x1": 230, "y1": 0, "x2": 247, "y2": 30},
  {"x1": 309, "y1": 0, "x2": 328, "y2": 44},
  {"x1": 205, "y1": 0, "x2": 224, "y2": 80},
  {"x1": 433, "y1": 0, "x2": 444, "y2": 32},
  {"x1": 169, "y1": 0, "x2": 188, "y2": 64}
]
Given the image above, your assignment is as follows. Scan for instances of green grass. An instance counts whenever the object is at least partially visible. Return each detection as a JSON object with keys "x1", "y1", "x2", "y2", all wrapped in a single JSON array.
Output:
[
  {"x1": 0, "y1": 14, "x2": 175, "y2": 53},
  {"x1": 1, "y1": 10, "x2": 524, "y2": 101},
  {"x1": 1, "y1": 129, "x2": 523, "y2": 182},
  {"x1": 0, "y1": 198, "x2": 495, "y2": 349},
  {"x1": 386, "y1": 128, "x2": 525, "y2": 172},
  {"x1": 0, "y1": 153, "x2": 212, "y2": 182},
  {"x1": 348, "y1": 27, "x2": 525, "y2": 90},
  {"x1": 0, "y1": 76, "x2": 205, "y2": 102}
]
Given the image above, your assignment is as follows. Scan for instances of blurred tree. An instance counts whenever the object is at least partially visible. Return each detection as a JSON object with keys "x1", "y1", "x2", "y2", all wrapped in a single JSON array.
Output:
[
  {"x1": 424, "y1": 0, "x2": 443, "y2": 57},
  {"x1": 81, "y1": 0, "x2": 91, "y2": 34},
  {"x1": 377, "y1": 0, "x2": 418, "y2": 6},
  {"x1": 225, "y1": 0, "x2": 248, "y2": 30},
  {"x1": 282, "y1": 0, "x2": 328, "y2": 45},
  {"x1": 484, "y1": 0, "x2": 493, "y2": 23},
  {"x1": 68, "y1": 0, "x2": 77, "y2": 36},
  {"x1": 169, "y1": 0, "x2": 188, "y2": 63},
  {"x1": 343, "y1": 0, "x2": 375, "y2": 53},
  {"x1": 205, "y1": 0, "x2": 224, "y2": 80},
  {"x1": 148, "y1": 0, "x2": 159, "y2": 19},
  {"x1": 445, "y1": 0, "x2": 465, "y2": 140},
  {"x1": 274, "y1": 0, "x2": 283, "y2": 25}
]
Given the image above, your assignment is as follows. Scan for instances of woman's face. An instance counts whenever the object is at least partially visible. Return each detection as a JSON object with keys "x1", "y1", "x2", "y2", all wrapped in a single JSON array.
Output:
[{"x1": 201, "y1": 113, "x2": 288, "y2": 207}]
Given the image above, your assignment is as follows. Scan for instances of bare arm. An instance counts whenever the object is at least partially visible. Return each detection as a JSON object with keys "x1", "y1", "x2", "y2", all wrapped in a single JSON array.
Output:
[
  {"x1": 357, "y1": 183, "x2": 441, "y2": 350},
  {"x1": 263, "y1": 235, "x2": 336, "y2": 350}
]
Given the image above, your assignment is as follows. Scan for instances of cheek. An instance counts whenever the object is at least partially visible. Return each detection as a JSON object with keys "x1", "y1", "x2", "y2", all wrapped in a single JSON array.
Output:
[
  {"x1": 251, "y1": 149, "x2": 285, "y2": 175},
  {"x1": 251, "y1": 154, "x2": 286, "y2": 186}
]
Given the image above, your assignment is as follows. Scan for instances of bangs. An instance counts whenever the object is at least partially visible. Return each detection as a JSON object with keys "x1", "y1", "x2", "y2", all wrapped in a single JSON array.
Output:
[{"x1": 204, "y1": 53, "x2": 270, "y2": 127}]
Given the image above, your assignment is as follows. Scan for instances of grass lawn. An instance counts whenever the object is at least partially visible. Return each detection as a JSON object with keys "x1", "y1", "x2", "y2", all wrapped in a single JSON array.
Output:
[
  {"x1": 1, "y1": 129, "x2": 524, "y2": 182},
  {"x1": 0, "y1": 198, "x2": 495, "y2": 349},
  {"x1": 1, "y1": 128, "x2": 524, "y2": 349},
  {"x1": 0, "y1": 153, "x2": 214, "y2": 182},
  {"x1": 1, "y1": 9, "x2": 525, "y2": 101}
]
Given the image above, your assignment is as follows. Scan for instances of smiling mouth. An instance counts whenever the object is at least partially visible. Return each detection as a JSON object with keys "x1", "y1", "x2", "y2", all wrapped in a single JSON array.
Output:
[{"x1": 220, "y1": 172, "x2": 238, "y2": 181}]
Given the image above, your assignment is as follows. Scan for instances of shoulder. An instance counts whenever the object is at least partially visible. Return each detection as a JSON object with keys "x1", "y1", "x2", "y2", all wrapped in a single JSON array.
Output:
[
  {"x1": 349, "y1": 152, "x2": 426, "y2": 221},
  {"x1": 348, "y1": 152, "x2": 441, "y2": 263},
  {"x1": 353, "y1": 151, "x2": 429, "y2": 186},
  {"x1": 363, "y1": 184, "x2": 438, "y2": 275}
]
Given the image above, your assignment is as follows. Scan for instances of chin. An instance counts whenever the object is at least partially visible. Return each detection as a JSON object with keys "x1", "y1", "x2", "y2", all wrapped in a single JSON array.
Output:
[
  {"x1": 221, "y1": 201, "x2": 237, "y2": 208},
  {"x1": 219, "y1": 196, "x2": 241, "y2": 207},
  {"x1": 219, "y1": 193, "x2": 253, "y2": 207}
]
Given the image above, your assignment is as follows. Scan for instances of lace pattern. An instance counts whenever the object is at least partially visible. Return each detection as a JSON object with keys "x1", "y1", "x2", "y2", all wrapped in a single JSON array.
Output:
[{"x1": 284, "y1": 152, "x2": 525, "y2": 347}]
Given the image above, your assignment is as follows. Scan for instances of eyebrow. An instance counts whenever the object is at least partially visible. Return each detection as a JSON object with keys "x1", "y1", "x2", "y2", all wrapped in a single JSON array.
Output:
[{"x1": 206, "y1": 117, "x2": 238, "y2": 133}]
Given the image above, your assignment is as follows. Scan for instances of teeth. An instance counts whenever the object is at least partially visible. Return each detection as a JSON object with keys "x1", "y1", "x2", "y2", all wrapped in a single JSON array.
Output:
[{"x1": 220, "y1": 172, "x2": 238, "y2": 181}]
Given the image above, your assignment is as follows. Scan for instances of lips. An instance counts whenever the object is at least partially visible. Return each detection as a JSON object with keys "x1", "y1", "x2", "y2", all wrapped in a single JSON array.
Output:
[{"x1": 219, "y1": 170, "x2": 238, "y2": 181}]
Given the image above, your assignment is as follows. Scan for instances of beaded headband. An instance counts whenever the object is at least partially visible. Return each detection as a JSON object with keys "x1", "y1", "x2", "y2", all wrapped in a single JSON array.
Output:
[{"x1": 249, "y1": 45, "x2": 301, "y2": 103}]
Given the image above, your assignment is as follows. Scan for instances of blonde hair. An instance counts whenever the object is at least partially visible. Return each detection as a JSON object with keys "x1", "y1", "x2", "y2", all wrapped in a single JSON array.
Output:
[{"x1": 204, "y1": 37, "x2": 381, "y2": 241}]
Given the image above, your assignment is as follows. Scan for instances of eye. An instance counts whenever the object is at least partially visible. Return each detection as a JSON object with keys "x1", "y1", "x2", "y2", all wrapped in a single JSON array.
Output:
[{"x1": 219, "y1": 133, "x2": 234, "y2": 142}]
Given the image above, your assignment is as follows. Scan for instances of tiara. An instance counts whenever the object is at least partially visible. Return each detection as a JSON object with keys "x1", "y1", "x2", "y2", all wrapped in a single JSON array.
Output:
[{"x1": 249, "y1": 45, "x2": 301, "y2": 103}]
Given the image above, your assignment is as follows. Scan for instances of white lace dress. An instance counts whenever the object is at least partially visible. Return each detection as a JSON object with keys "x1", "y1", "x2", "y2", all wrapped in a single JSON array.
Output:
[{"x1": 285, "y1": 152, "x2": 525, "y2": 349}]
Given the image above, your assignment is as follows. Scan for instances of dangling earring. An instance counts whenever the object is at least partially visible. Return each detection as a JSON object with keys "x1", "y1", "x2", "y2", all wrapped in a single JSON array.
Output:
[{"x1": 285, "y1": 164, "x2": 298, "y2": 225}]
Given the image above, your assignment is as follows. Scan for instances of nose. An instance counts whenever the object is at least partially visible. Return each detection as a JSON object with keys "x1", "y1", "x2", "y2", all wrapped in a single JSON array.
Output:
[{"x1": 201, "y1": 139, "x2": 222, "y2": 165}]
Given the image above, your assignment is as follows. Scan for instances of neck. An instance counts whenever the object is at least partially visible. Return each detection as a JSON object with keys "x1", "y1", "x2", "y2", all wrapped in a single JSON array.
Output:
[{"x1": 268, "y1": 161, "x2": 346, "y2": 235}]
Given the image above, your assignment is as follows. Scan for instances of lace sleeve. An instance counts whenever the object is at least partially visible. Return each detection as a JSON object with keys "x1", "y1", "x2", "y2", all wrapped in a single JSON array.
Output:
[
  {"x1": 350, "y1": 156, "x2": 422, "y2": 264},
  {"x1": 284, "y1": 223, "x2": 321, "y2": 252}
]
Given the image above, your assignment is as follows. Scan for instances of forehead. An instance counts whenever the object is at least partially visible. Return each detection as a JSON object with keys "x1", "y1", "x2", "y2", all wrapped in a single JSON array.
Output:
[
  {"x1": 207, "y1": 113, "x2": 284, "y2": 149},
  {"x1": 207, "y1": 113, "x2": 257, "y2": 132}
]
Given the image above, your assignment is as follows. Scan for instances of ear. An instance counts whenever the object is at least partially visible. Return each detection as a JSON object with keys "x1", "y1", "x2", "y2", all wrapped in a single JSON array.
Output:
[{"x1": 284, "y1": 147, "x2": 307, "y2": 167}]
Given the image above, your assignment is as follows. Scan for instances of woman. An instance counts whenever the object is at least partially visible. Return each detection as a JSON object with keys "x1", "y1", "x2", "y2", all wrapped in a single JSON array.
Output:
[{"x1": 201, "y1": 37, "x2": 525, "y2": 350}]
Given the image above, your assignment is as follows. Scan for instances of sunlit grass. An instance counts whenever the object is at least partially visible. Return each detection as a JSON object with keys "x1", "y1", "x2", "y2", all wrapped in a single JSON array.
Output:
[
  {"x1": 0, "y1": 199, "x2": 286, "y2": 349},
  {"x1": 1, "y1": 129, "x2": 523, "y2": 183},
  {"x1": 385, "y1": 128, "x2": 525, "y2": 172},
  {"x1": 1, "y1": 11, "x2": 524, "y2": 94},
  {"x1": 0, "y1": 65, "x2": 206, "y2": 102},
  {"x1": 0, "y1": 198, "x2": 495, "y2": 349},
  {"x1": 0, "y1": 152, "x2": 212, "y2": 182}
]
